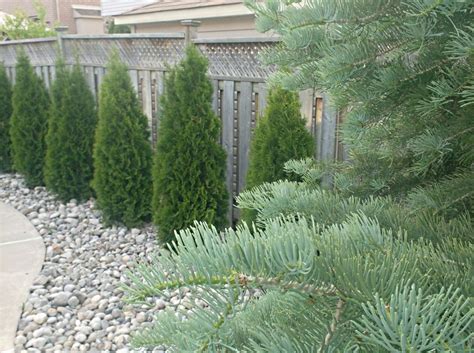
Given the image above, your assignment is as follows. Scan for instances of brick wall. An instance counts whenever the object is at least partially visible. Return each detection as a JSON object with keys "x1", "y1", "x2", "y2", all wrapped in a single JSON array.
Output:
[{"x1": 0, "y1": 0, "x2": 101, "y2": 33}]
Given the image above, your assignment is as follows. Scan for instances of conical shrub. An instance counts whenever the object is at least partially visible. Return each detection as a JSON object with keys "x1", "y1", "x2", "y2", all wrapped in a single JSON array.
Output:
[
  {"x1": 10, "y1": 52, "x2": 49, "y2": 186},
  {"x1": 153, "y1": 45, "x2": 228, "y2": 244},
  {"x1": 0, "y1": 62, "x2": 12, "y2": 172},
  {"x1": 44, "y1": 61, "x2": 96, "y2": 202},
  {"x1": 92, "y1": 54, "x2": 152, "y2": 227},
  {"x1": 241, "y1": 86, "x2": 314, "y2": 224}
]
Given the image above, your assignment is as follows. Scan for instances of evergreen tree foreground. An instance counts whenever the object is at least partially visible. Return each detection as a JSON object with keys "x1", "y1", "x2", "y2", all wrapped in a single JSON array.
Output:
[
  {"x1": 10, "y1": 52, "x2": 49, "y2": 187},
  {"x1": 152, "y1": 45, "x2": 228, "y2": 244},
  {"x1": 242, "y1": 86, "x2": 314, "y2": 224},
  {"x1": 0, "y1": 62, "x2": 12, "y2": 172},
  {"x1": 92, "y1": 54, "x2": 152, "y2": 227},
  {"x1": 44, "y1": 61, "x2": 97, "y2": 202}
]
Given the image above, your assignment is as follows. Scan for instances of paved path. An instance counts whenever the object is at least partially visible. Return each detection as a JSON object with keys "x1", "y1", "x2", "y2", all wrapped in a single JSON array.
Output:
[{"x1": 0, "y1": 202, "x2": 45, "y2": 353}]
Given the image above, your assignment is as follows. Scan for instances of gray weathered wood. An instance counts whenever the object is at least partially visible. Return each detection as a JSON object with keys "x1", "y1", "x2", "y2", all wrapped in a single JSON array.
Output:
[
  {"x1": 211, "y1": 79, "x2": 219, "y2": 115},
  {"x1": 320, "y1": 93, "x2": 337, "y2": 161},
  {"x1": 140, "y1": 70, "x2": 153, "y2": 130},
  {"x1": 95, "y1": 67, "x2": 105, "y2": 93},
  {"x1": 35, "y1": 66, "x2": 42, "y2": 79},
  {"x1": 238, "y1": 81, "x2": 252, "y2": 193},
  {"x1": 155, "y1": 71, "x2": 164, "y2": 124},
  {"x1": 256, "y1": 82, "x2": 267, "y2": 118},
  {"x1": 42, "y1": 66, "x2": 50, "y2": 89},
  {"x1": 299, "y1": 89, "x2": 314, "y2": 131},
  {"x1": 128, "y1": 69, "x2": 139, "y2": 93},
  {"x1": 315, "y1": 96, "x2": 324, "y2": 160},
  {"x1": 222, "y1": 80, "x2": 235, "y2": 223},
  {"x1": 83, "y1": 66, "x2": 96, "y2": 98},
  {"x1": 49, "y1": 65, "x2": 56, "y2": 83}
]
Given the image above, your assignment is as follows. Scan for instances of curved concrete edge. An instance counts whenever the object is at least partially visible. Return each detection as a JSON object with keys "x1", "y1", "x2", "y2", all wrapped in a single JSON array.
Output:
[{"x1": 0, "y1": 202, "x2": 45, "y2": 353}]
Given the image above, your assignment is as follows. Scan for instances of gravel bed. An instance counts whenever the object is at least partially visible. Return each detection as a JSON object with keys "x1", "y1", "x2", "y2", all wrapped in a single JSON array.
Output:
[{"x1": 0, "y1": 174, "x2": 185, "y2": 353}]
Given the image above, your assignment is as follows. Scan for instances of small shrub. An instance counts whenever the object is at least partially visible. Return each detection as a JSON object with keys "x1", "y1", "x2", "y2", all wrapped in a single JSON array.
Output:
[
  {"x1": 92, "y1": 54, "x2": 152, "y2": 227},
  {"x1": 10, "y1": 52, "x2": 49, "y2": 187},
  {"x1": 152, "y1": 45, "x2": 228, "y2": 244},
  {"x1": 44, "y1": 61, "x2": 96, "y2": 201},
  {"x1": 0, "y1": 62, "x2": 12, "y2": 172},
  {"x1": 241, "y1": 86, "x2": 314, "y2": 224}
]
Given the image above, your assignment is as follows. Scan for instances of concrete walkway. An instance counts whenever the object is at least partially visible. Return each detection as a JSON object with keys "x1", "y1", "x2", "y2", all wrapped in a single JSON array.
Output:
[{"x1": 0, "y1": 202, "x2": 45, "y2": 353}]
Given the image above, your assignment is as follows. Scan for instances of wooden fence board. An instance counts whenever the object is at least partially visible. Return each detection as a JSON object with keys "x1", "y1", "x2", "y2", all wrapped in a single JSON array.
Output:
[
  {"x1": 42, "y1": 66, "x2": 50, "y2": 89},
  {"x1": 222, "y1": 80, "x2": 235, "y2": 223},
  {"x1": 128, "y1": 69, "x2": 138, "y2": 93},
  {"x1": 256, "y1": 82, "x2": 267, "y2": 118},
  {"x1": 320, "y1": 93, "x2": 337, "y2": 161},
  {"x1": 238, "y1": 81, "x2": 252, "y2": 193},
  {"x1": 94, "y1": 67, "x2": 105, "y2": 95},
  {"x1": 83, "y1": 66, "x2": 96, "y2": 98},
  {"x1": 299, "y1": 89, "x2": 314, "y2": 131},
  {"x1": 315, "y1": 96, "x2": 324, "y2": 160},
  {"x1": 140, "y1": 70, "x2": 153, "y2": 131}
]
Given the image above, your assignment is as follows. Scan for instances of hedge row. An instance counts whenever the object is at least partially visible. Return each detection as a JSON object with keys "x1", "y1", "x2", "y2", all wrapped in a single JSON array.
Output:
[{"x1": 1, "y1": 46, "x2": 314, "y2": 243}]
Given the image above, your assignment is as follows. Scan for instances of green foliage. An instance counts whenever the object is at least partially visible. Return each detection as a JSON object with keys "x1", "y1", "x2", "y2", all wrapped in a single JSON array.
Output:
[
  {"x1": 0, "y1": 63, "x2": 12, "y2": 172},
  {"x1": 106, "y1": 20, "x2": 131, "y2": 34},
  {"x1": 152, "y1": 45, "x2": 228, "y2": 244},
  {"x1": 10, "y1": 52, "x2": 49, "y2": 187},
  {"x1": 0, "y1": 0, "x2": 53, "y2": 40},
  {"x1": 247, "y1": 0, "x2": 474, "y2": 202},
  {"x1": 44, "y1": 61, "x2": 96, "y2": 202},
  {"x1": 125, "y1": 211, "x2": 473, "y2": 351},
  {"x1": 92, "y1": 54, "x2": 152, "y2": 227},
  {"x1": 243, "y1": 86, "x2": 314, "y2": 223},
  {"x1": 125, "y1": 1, "x2": 474, "y2": 351}
]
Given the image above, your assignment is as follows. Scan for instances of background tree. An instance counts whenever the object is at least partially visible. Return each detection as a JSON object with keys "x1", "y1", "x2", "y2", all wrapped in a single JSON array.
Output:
[
  {"x1": 242, "y1": 86, "x2": 314, "y2": 224},
  {"x1": 10, "y1": 52, "x2": 49, "y2": 187},
  {"x1": 126, "y1": 1, "x2": 473, "y2": 352},
  {"x1": 106, "y1": 20, "x2": 131, "y2": 34},
  {"x1": 0, "y1": 0, "x2": 53, "y2": 40},
  {"x1": 92, "y1": 54, "x2": 152, "y2": 227},
  {"x1": 152, "y1": 45, "x2": 228, "y2": 244},
  {"x1": 0, "y1": 62, "x2": 12, "y2": 171},
  {"x1": 44, "y1": 62, "x2": 96, "y2": 201}
]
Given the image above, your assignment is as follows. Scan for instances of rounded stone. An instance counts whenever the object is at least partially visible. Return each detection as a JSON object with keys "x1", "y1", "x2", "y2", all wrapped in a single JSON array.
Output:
[
  {"x1": 33, "y1": 313, "x2": 48, "y2": 325},
  {"x1": 52, "y1": 292, "x2": 71, "y2": 307},
  {"x1": 67, "y1": 296, "x2": 80, "y2": 308},
  {"x1": 74, "y1": 333, "x2": 87, "y2": 343}
]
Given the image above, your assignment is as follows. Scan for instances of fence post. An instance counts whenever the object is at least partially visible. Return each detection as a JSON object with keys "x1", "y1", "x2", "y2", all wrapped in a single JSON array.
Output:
[
  {"x1": 55, "y1": 26, "x2": 69, "y2": 55},
  {"x1": 181, "y1": 20, "x2": 201, "y2": 45}
]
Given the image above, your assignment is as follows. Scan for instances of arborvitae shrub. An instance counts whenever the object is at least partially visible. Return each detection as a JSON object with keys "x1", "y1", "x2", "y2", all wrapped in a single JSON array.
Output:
[
  {"x1": 10, "y1": 52, "x2": 49, "y2": 186},
  {"x1": 92, "y1": 54, "x2": 152, "y2": 227},
  {"x1": 242, "y1": 86, "x2": 314, "y2": 224},
  {"x1": 0, "y1": 62, "x2": 12, "y2": 172},
  {"x1": 153, "y1": 45, "x2": 228, "y2": 244},
  {"x1": 44, "y1": 62, "x2": 96, "y2": 202}
]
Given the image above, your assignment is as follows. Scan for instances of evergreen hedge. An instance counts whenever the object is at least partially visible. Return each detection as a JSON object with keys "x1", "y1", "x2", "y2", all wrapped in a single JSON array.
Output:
[
  {"x1": 242, "y1": 86, "x2": 314, "y2": 224},
  {"x1": 44, "y1": 62, "x2": 96, "y2": 202},
  {"x1": 152, "y1": 45, "x2": 228, "y2": 244},
  {"x1": 0, "y1": 62, "x2": 12, "y2": 172},
  {"x1": 10, "y1": 52, "x2": 49, "y2": 186},
  {"x1": 92, "y1": 54, "x2": 152, "y2": 227}
]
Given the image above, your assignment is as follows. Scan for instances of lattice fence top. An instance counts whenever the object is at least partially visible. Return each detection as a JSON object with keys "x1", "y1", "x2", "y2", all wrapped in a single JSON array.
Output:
[
  {"x1": 0, "y1": 34, "x2": 279, "y2": 80},
  {"x1": 63, "y1": 34, "x2": 186, "y2": 70},
  {"x1": 0, "y1": 38, "x2": 58, "y2": 67},
  {"x1": 195, "y1": 38, "x2": 278, "y2": 80}
]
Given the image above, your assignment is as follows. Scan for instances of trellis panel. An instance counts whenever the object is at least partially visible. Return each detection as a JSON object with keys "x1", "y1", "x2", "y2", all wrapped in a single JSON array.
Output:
[{"x1": 0, "y1": 34, "x2": 343, "y2": 224}]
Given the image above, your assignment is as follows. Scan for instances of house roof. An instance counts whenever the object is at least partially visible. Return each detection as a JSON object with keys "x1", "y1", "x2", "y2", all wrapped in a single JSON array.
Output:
[
  {"x1": 72, "y1": 5, "x2": 102, "y2": 18},
  {"x1": 114, "y1": 0, "x2": 253, "y2": 25},
  {"x1": 122, "y1": 0, "x2": 245, "y2": 16}
]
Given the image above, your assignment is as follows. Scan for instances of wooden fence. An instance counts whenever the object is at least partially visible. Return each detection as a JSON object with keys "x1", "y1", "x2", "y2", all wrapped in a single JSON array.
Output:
[{"x1": 0, "y1": 33, "x2": 342, "y2": 223}]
